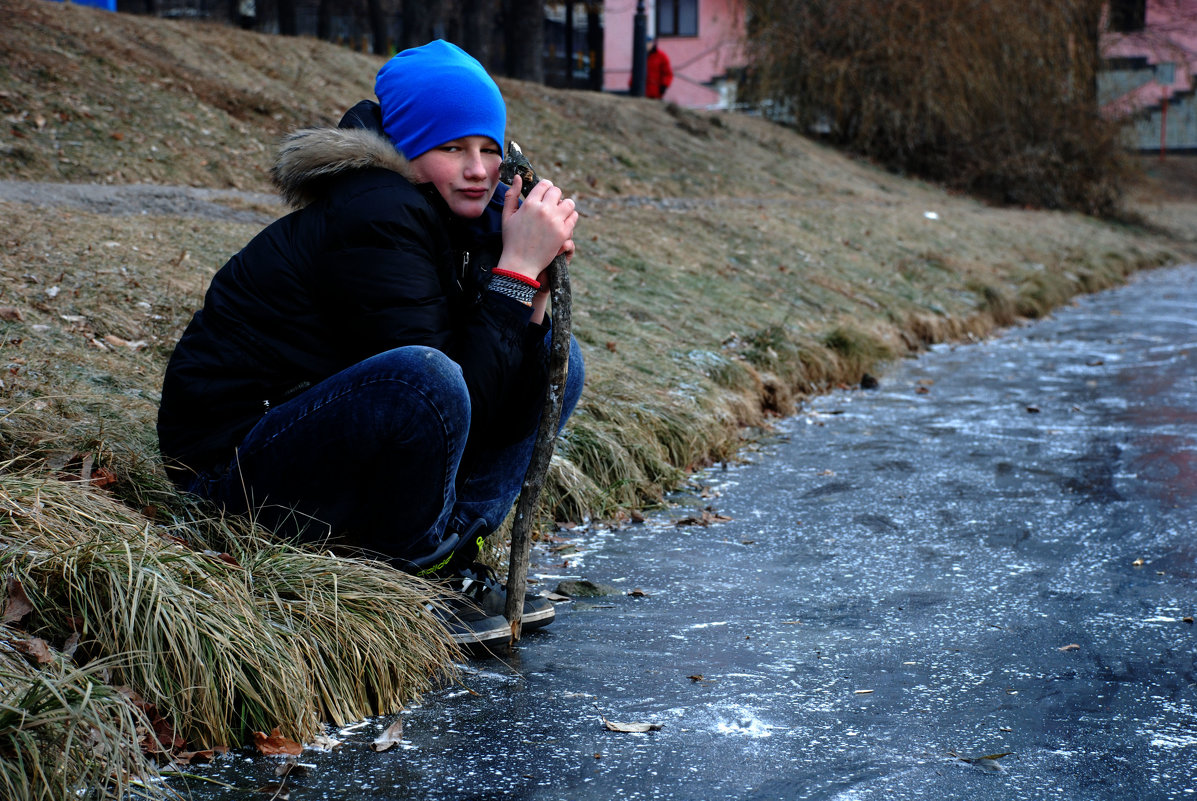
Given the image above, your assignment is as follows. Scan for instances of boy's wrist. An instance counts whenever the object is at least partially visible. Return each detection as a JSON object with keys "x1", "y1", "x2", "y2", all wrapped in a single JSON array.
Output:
[{"x1": 494, "y1": 255, "x2": 540, "y2": 281}]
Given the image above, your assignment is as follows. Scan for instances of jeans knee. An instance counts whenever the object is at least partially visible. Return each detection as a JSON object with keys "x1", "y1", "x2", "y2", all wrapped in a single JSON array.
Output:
[{"x1": 368, "y1": 346, "x2": 470, "y2": 424}]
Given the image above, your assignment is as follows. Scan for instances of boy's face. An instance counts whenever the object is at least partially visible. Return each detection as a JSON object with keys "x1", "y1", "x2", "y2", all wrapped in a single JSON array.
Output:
[{"x1": 408, "y1": 136, "x2": 502, "y2": 218}]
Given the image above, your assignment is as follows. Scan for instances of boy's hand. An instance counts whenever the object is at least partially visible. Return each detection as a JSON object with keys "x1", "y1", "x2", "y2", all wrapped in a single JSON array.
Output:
[{"x1": 498, "y1": 175, "x2": 577, "y2": 282}]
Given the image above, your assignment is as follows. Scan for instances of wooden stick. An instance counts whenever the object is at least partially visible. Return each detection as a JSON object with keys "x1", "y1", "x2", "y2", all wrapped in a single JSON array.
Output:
[{"x1": 499, "y1": 143, "x2": 573, "y2": 641}]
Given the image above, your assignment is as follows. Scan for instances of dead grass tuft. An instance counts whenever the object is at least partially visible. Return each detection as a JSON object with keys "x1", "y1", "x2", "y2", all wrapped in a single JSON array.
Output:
[
  {"x1": 0, "y1": 648, "x2": 164, "y2": 800},
  {"x1": 1, "y1": 470, "x2": 456, "y2": 750}
]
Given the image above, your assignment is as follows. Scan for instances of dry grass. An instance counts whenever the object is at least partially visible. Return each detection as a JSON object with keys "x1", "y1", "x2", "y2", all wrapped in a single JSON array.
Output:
[
  {"x1": 0, "y1": 647, "x2": 162, "y2": 800},
  {"x1": 1, "y1": 468, "x2": 458, "y2": 746},
  {"x1": 0, "y1": 0, "x2": 1196, "y2": 795}
]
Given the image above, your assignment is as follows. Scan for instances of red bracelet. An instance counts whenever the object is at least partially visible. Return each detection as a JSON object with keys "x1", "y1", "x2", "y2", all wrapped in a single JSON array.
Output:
[{"x1": 491, "y1": 268, "x2": 541, "y2": 290}]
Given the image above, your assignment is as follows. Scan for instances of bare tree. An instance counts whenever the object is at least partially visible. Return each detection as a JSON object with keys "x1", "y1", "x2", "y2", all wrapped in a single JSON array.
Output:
[
  {"x1": 744, "y1": 0, "x2": 1126, "y2": 215},
  {"x1": 368, "y1": 0, "x2": 388, "y2": 54},
  {"x1": 586, "y1": 1, "x2": 602, "y2": 89},
  {"x1": 461, "y1": 0, "x2": 489, "y2": 63},
  {"x1": 277, "y1": 0, "x2": 297, "y2": 35},
  {"x1": 316, "y1": 0, "x2": 333, "y2": 41},
  {"x1": 503, "y1": 0, "x2": 543, "y2": 81}
]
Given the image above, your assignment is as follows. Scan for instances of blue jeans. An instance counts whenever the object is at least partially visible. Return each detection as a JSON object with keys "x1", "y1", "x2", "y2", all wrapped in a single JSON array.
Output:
[{"x1": 186, "y1": 335, "x2": 584, "y2": 565}]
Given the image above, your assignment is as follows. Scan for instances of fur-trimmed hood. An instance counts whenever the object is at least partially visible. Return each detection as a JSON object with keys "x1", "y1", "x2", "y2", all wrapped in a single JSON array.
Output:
[{"x1": 270, "y1": 127, "x2": 414, "y2": 209}]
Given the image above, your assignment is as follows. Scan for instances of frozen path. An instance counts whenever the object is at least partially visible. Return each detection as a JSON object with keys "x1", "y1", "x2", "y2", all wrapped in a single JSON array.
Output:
[{"x1": 185, "y1": 264, "x2": 1197, "y2": 800}]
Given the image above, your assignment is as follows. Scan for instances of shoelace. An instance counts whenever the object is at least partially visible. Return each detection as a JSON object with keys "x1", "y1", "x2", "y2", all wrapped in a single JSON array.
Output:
[{"x1": 456, "y1": 562, "x2": 504, "y2": 603}]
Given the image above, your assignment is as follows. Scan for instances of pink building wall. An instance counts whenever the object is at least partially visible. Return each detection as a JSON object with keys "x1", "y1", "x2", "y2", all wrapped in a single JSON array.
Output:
[
  {"x1": 602, "y1": 0, "x2": 746, "y2": 108},
  {"x1": 1101, "y1": 0, "x2": 1197, "y2": 114}
]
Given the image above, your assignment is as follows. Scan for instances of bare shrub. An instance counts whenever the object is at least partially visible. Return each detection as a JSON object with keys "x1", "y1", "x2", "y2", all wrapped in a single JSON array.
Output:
[{"x1": 744, "y1": 0, "x2": 1130, "y2": 216}]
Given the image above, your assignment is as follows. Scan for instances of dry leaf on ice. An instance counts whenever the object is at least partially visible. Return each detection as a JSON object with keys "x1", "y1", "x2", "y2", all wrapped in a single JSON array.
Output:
[
  {"x1": 253, "y1": 727, "x2": 303, "y2": 756},
  {"x1": 371, "y1": 717, "x2": 405, "y2": 752},
  {"x1": 601, "y1": 716, "x2": 663, "y2": 733}
]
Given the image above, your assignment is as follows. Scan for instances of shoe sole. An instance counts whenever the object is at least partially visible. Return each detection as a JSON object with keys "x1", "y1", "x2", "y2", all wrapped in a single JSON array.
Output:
[
  {"x1": 518, "y1": 602, "x2": 555, "y2": 631},
  {"x1": 448, "y1": 618, "x2": 513, "y2": 652}
]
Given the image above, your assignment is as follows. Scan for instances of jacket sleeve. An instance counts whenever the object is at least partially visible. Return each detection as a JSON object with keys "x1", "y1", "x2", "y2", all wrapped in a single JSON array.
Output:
[{"x1": 312, "y1": 181, "x2": 541, "y2": 443}]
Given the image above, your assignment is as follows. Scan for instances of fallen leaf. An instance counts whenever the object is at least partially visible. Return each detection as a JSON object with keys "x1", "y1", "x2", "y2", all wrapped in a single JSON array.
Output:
[
  {"x1": 1025, "y1": 405, "x2": 1040, "y2": 413},
  {"x1": 12, "y1": 637, "x2": 54, "y2": 664},
  {"x1": 627, "y1": 588, "x2": 649, "y2": 597},
  {"x1": 275, "y1": 756, "x2": 308, "y2": 777},
  {"x1": 117, "y1": 689, "x2": 185, "y2": 754},
  {"x1": 202, "y1": 550, "x2": 242, "y2": 568},
  {"x1": 0, "y1": 307, "x2": 24, "y2": 322},
  {"x1": 160, "y1": 532, "x2": 189, "y2": 548},
  {"x1": 629, "y1": 510, "x2": 645, "y2": 523},
  {"x1": 370, "y1": 717, "x2": 405, "y2": 752},
  {"x1": 3, "y1": 577, "x2": 34, "y2": 625},
  {"x1": 253, "y1": 783, "x2": 289, "y2": 799},
  {"x1": 853, "y1": 689, "x2": 874, "y2": 694},
  {"x1": 1184, "y1": 617, "x2": 1193, "y2": 624},
  {"x1": 675, "y1": 508, "x2": 733, "y2": 527},
  {"x1": 308, "y1": 734, "x2": 342, "y2": 751},
  {"x1": 1132, "y1": 558, "x2": 1145, "y2": 567},
  {"x1": 1058, "y1": 643, "x2": 1080, "y2": 652},
  {"x1": 688, "y1": 674, "x2": 704, "y2": 682},
  {"x1": 253, "y1": 727, "x2": 302, "y2": 756},
  {"x1": 541, "y1": 590, "x2": 571, "y2": 602},
  {"x1": 90, "y1": 466, "x2": 118, "y2": 489},
  {"x1": 173, "y1": 750, "x2": 215, "y2": 765},
  {"x1": 950, "y1": 750, "x2": 1012, "y2": 771},
  {"x1": 602, "y1": 716, "x2": 663, "y2": 733}
]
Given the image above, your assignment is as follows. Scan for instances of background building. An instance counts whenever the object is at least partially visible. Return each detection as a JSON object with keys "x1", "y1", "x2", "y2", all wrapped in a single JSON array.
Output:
[
  {"x1": 1101, "y1": 0, "x2": 1197, "y2": 152},
  {"x1": 601, "y1": 0, "x2": 745, "y2": 108}
]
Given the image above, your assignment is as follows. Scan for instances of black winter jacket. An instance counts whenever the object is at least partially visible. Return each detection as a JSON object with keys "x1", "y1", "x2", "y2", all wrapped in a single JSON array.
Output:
[{"x1": 157, "y1": 103, "x2": 548, "y2": 484}]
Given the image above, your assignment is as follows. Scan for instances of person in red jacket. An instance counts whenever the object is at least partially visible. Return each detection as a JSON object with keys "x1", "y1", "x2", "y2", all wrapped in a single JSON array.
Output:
[{"x1": 646, "y1": 39, "x2": 673, "y2": 100}]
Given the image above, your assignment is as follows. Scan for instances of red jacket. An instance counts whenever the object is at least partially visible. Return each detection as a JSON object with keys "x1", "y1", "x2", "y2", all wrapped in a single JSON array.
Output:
[{"x1": 646, "y1": 47, "x2": 673, "y2": 99}]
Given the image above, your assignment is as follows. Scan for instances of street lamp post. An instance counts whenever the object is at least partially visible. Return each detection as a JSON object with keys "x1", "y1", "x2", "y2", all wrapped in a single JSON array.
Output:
[{"x1": 631, "y1": 0, "x2": 647, "y2": 97}]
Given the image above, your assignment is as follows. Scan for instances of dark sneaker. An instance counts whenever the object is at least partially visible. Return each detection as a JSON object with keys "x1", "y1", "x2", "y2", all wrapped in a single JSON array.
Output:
[
  {"x1": 449, "y1": 561, "x2": 556, "y2": 632},
  {"x1": 410, "y1": 514, "x2": 556, "y2": 632},
  {"x1": 429, "y1": 601, "x2": 511, "y2": 653}
]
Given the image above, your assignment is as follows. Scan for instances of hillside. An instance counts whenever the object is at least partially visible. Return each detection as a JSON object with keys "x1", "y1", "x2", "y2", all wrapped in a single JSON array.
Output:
[{"x1": 3, "y1": 0, "x2": 1196, "y2": 514}]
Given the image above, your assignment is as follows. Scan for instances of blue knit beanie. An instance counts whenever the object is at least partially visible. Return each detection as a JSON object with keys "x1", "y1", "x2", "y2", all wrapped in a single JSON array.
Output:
[{"x1": 375, "y1": 40, "x2": 506, "y2": 160}]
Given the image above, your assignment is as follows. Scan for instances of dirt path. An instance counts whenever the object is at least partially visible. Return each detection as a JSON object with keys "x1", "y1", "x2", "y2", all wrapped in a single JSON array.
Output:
[
  {"x1": 0, "y1": 179, "x2": 820, "y2": 225},
  {"x1": 0, "y1": 180, "x2": 281, "y2": 225}
]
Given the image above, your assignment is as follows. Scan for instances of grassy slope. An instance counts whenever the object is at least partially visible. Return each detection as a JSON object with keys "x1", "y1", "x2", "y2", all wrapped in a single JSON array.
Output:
[
  {"x1": 6, "y1": 0, "x2": 1196, "y2": 518},
  {"x1": 0, "y1": 0, "x2": 1196, "y2": 774}
]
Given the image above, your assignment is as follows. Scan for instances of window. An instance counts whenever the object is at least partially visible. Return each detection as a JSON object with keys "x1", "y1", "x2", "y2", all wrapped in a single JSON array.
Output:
[
  {"x1": 1108, "y1": 0, "x2": 1146, "y2": 32},
  {"x1": 657, "y1": 0, "x2": 698, "y2": 37}
]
